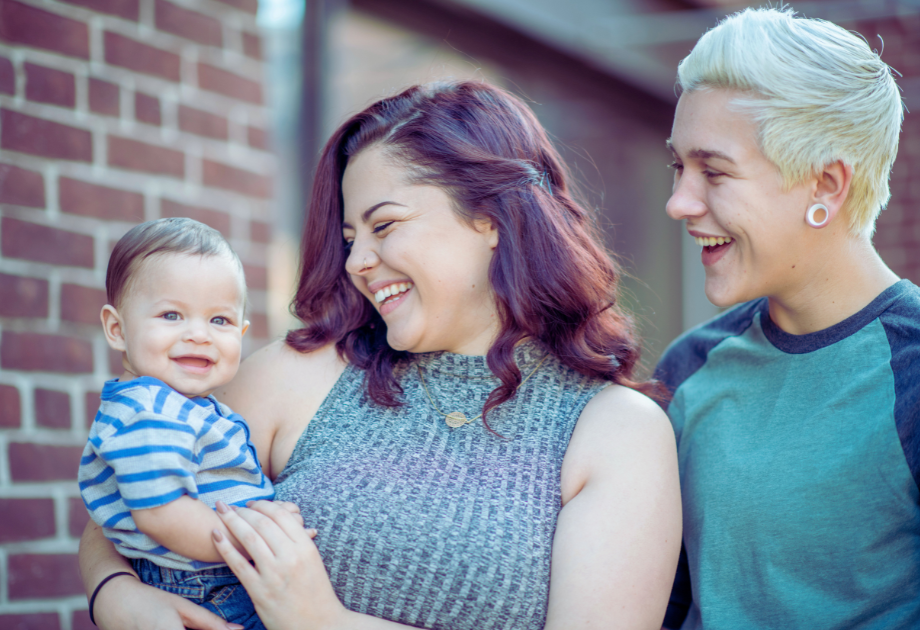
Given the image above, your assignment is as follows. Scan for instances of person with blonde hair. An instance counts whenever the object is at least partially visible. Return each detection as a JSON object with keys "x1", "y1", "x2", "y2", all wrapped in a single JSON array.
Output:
[{"x1": 657, "y1": 6, "x2": 920, "y2": 629}]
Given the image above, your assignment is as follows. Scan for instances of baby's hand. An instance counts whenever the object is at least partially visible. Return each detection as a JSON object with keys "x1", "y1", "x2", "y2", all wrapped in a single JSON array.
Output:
[{"x1": 249, "y1": 500, "x2": 304, "y2": 528}]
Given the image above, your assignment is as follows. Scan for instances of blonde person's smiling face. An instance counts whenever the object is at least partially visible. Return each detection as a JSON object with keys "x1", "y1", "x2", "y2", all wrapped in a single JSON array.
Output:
[
  {"x1": 666, "y1": 88, "x2": 814, "y2": 307},
  {"x1": 341, "y1": 145, "x2": 500, "y2": 356},
  {"x1": 103, "y1": 253, "x2": 249, "y2": 398}
]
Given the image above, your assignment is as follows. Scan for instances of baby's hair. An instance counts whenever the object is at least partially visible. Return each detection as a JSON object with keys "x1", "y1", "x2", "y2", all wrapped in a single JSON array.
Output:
[{"x1": 106, "y1": 217, "x2": 245, "y2": 308}]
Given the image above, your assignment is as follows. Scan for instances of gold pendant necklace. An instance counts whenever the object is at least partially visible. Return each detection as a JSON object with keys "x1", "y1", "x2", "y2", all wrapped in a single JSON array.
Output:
[{"x1": 417, "y1": 354, "x2": 549, "y2": 428}]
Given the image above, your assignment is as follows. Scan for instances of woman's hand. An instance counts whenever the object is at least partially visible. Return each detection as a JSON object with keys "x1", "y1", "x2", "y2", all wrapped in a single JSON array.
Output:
[
  {"x1": 92, "y1": 574, "x2": 240, "y2": 630},
  {"x1": 212, "y1": 500, "x2": 347, "y2": 630}
]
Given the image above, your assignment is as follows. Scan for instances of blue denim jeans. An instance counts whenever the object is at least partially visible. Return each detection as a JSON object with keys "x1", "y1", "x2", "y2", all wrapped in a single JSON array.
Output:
[{"x1": 131, "y1": 558, "x2": 265, "y2": 630}]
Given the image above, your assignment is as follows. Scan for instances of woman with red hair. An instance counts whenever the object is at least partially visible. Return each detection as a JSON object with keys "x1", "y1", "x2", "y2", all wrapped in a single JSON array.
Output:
[{"x1": 81, "y1": 81, "x2": 681, "y2": 630}]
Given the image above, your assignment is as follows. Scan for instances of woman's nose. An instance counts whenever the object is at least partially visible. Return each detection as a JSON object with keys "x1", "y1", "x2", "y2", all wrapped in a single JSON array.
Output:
[
  {"x1": 666, "y1": 173, "x2": 708, "y2": 222},
  {"x1": 344, "y1": 243, "x2": 377, "y2": 276}
]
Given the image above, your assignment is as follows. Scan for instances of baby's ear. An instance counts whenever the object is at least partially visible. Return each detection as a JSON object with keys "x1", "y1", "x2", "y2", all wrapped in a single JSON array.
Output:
[
  {"x1": 241, "y1": 320, "x2": 250, "y2": 337},
  {"x1": 101, "y1": 305, "x2": 127, "y2": 351}
]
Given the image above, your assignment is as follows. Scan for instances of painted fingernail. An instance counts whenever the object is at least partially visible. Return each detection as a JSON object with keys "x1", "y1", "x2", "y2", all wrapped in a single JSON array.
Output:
[
  {"x1": 216, "y1": 501, "x2": 229, "y2": 514},
  {"x1": 307, "y1": 528, "x2": 318, "y2": 537},
  {"x1": 230, "y1": 504, "x2": 239, "y2": 511},
  {"x1": 246, "y1": 501, "x2": 254, "y2": 507},
  {"x1": 212, "y1": 529, "x2": 224, "y2": 542}
]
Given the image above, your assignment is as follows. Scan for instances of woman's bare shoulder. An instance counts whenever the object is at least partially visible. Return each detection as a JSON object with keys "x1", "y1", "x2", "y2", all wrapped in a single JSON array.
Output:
[
  {"x1": 561, "y1": 384, "x2": 676, "y2": 503},
  {"x1": 218, "y1": 340, "x2": 347, "y2": 413}
]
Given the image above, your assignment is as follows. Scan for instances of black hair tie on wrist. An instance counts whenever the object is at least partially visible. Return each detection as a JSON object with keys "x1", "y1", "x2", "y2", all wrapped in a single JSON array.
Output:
[{"x1": 89, "y1": 571, "x2": 136, "y2": 626}]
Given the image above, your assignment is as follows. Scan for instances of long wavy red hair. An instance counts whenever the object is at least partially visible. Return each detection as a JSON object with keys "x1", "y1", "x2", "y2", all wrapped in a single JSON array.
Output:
[{"x1": 287, "y1": 81, "x2": 662, "y2": 427}]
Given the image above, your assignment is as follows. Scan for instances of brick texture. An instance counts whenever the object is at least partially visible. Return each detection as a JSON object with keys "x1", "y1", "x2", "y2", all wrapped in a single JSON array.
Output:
[
  {"x1": 85, "y1": 390, "x2": 101, "y2": 428},
  {"x1": 59, "y1": 176, "x2": 145, "y2": 221},
  {"x1": 0, "y1": 0, "x2": 90, "y2": 59},
  {"x1": 251, "y1": 219, "x2": 270, "y2": 243},
  {"x1": 242, "y1": 31, "x2": 262, "y2": 60},
  {"x1": 89, "y1": 77, "x2": 120, "y2": 116},
  {"x1": 9, "y1": 443, "x2": 84, "y2": 481},
  {"x1": 1, "y1": 108, "x2": 92, "y2": 161},
  {"x1": 0, "y1": 272, "x2": 49, "y2": 317},
  {"x1": 0, "y1": 613, "x2": 60, "y2": 630},
  {"x1": 105, "y1": 31, "x2": 180, "y2": 81},
  {"x1": 0, "y1": 55, "x2": 14, "y2": 94},
  {"x1": 135, "y1": 92, "x2": 161, "y2": 125},
  {"x1": 24, "y1": 62, "x2": 75, "y2": 107},
  {"x1": 178, "y1": 104, "x2": 228, "y2": 139},
  {"x1": 243, "y1": 263, "x2": 267, "y2": 290},
  {"x1": 155, "y1": 0, "x2": 222, "y2": 47},
  {"x1": 1, "y1": 331, "x2": 94, "y2": 372},
  {"x1": 198, "y1": 62, "x2": 262, "y2": 104},
  {"x1": 0, "y1": 498, "x2": 56, "y2": 542},
  {"x1": 2, "y1": 217, "x2": 94, "y2": 267},
  {"x1": 0, "y1": 383, "x2": 21, "y2": 427},
  {"x1": 108, "y1": 135, "x2": 184, "y2": 177},
  {"x1": 69, "y1": 497, "x2": 91, "y2": 537},
  {"x1": 247, "y1": 125, "x2": 268, "y2": 150},
  {"x1": 0, "y1": 0, "x2": 272, "y2": 614},
  {"x1": 59, "y1": 0, "x2": 139, "y2": 20},
  {"x1": 8, "y1": 554, "x2": 83, "y2": 599},
  {"x1": 61, "y1": 283, "x2": 107, "y2": 324},
  {"x1": 161, "y1": 198, "x2": 231, "y2": 234},
  {"x1": 213, "y1": 0, "x2": 257, "y2": 15},
  {"x1": 203, "y1": 159, "x2": 271, "y2": 198},
  {"x1": 35, "y1": 388, "x2": 71, "y2": 428},
  {"x1": 0, "y1": 162, "x2": 46, "y2": 208}
]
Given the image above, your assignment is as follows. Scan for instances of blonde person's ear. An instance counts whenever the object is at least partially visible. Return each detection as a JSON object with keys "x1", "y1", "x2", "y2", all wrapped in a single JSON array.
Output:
[
  {"x1": 810, "y1": 160, "x2": 853, "y2": 228},
  {"x1": 241, "y1": 320, "x2": 250, "y2": 337},
  {"x1": 100, "y1": 305, "x2": 127, "y2": 352}
]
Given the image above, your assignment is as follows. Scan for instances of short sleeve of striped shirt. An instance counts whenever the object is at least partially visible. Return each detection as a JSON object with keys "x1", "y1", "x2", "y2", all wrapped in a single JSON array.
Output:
[{"x1": 85, "y1": 381, "x2": 205, "y2": 510}]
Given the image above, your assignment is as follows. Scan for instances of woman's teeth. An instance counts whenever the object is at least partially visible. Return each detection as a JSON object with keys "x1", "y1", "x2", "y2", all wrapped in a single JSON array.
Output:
[
  {"x1": 374, "y1": 282, "x2": 413, "y2": 304},
  {"x1": 695, "y1": 236, "x2": 733, "y2": 247}
]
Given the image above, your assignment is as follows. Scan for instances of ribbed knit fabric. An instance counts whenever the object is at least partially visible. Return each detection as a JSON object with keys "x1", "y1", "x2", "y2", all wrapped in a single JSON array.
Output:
[{"x1": 274, "y1": 342, "x2": 608, "y2": 629}]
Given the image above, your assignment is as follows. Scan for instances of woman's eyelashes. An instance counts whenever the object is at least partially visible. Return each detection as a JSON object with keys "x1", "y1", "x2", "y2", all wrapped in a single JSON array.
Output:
[{"x1": 372, "y1": 221, "x2": 394, "y2": 235}]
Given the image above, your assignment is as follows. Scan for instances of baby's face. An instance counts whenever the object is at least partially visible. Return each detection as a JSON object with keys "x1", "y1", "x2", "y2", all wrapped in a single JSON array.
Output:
[{"x1": 111, "y1": 253, "x2": 249, "y2": 398}]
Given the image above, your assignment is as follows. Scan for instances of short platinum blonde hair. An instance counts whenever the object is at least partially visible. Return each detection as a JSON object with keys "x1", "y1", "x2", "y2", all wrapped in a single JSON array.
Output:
[{"x1": 677, "y1": 7, "x2": 904, "y2": 236}]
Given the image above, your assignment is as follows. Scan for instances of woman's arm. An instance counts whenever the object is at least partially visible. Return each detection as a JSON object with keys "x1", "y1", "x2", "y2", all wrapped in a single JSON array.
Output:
[
  {"x1": 547, "y1": 384, "x2": 682, "y2": 629},
  {"x1": 78, "y1": 521, "x2": 236, "y2": 630}
]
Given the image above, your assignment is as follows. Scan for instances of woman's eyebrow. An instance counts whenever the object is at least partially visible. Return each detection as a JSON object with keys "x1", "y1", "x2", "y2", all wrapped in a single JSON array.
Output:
[{"x1": 343, "y1": 201, "x2": 407, "y2": 230}]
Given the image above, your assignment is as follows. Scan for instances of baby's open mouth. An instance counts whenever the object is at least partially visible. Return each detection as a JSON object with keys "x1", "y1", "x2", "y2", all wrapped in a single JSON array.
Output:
[{"x1": 174, "y1": 357, "x2": 212, "y2": 368}]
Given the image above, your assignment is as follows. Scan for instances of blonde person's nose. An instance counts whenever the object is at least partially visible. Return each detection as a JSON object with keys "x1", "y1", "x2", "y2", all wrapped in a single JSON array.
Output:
[{"x1": 666, "y1": 174, "x2": 707, "y2": 222}]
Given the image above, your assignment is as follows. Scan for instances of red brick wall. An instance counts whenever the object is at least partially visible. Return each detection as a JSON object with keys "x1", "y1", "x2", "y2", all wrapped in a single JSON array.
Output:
[
  {"x1": 0, "y1": 0, "x2": 272, "y2": 625},
  {"x1": 858, "y1": 12, "x2": 920, "y2": 283}
]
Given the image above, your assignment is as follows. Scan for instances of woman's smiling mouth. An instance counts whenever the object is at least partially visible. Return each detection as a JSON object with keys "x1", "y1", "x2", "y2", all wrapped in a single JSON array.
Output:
[{"x1": 374, "y1": 282, "x2": 414, "y2": 305}]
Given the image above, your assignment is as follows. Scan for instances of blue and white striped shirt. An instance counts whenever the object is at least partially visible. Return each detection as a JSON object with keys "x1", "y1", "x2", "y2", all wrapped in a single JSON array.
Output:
[{"x1": 79, "y1": 376, "x2": 274, "y2": 570}]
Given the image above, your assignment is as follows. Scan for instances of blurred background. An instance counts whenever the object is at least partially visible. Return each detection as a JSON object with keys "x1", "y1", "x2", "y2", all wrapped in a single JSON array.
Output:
[{"x1": 0, "y1": 0, "x2": 917, "y2": 625}]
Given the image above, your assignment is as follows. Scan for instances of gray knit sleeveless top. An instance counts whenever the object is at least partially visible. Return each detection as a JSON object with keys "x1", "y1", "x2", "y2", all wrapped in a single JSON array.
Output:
[{"x1": 274, "y1": 342, "x2": 608, "y2": 630}]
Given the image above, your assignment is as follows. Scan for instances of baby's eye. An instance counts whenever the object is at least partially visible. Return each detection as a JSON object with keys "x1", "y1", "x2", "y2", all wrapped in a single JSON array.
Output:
[
  {"x1": 162, "y1": 312, "x2": 180, "y2": 321},
  {"x1": 211, "y1": 316, "x2": 230, "y2": 326}
]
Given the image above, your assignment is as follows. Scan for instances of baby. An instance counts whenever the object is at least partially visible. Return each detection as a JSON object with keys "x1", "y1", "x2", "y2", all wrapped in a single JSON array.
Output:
[{"x1": 79, "y1": 217, "x2": 272, "y2": 629}]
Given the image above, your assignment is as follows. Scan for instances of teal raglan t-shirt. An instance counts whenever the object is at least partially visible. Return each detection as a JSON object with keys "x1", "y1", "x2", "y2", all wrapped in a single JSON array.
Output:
[{"x1": 656, "y1": 280, "x2": 920, "y2": 630}]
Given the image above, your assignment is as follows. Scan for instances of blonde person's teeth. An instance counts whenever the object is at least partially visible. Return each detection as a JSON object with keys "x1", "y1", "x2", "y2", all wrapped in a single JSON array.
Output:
[{"x1": 695, "y1": 236, "x2": 733, "y2": 247}]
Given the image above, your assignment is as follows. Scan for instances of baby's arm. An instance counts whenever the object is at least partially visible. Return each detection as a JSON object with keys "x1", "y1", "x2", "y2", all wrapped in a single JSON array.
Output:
[{"x1": 131, "y1": 496, "x2": 248, "y2": 563}]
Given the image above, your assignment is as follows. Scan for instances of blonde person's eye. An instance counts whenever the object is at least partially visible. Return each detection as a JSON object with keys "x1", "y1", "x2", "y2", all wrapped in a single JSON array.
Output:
[
  {"x1": 211, "y1": 316, "x2": 230, "y2": 326},
  {"x1": 668, "y1": 161, "x2": 683, "y2": 172},
  {"x1": 162, "y1": 312, "x2": 180, "y2": 321}
]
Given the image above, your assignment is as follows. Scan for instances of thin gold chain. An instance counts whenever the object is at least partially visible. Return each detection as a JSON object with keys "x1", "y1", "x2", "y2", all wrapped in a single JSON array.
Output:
[{"x1": 417, "y1": 354, "x2": 549, "y2": 426}]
